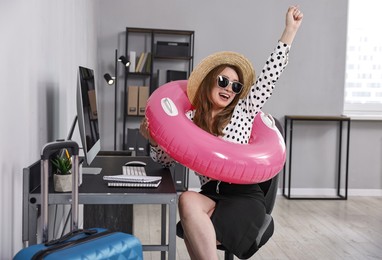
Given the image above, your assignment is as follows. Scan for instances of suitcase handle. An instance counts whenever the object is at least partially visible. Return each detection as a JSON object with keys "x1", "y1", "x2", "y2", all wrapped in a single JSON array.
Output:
[
  {"x1": 32, "y1": 230, "x2": 113, "y2": 260},
  {"x1": 41, "y1": 140, "x2": 79, "y2": 160},
  {"x1": 40, "y1": 140, "x2": 80, "y2": 243},
  {"x1": 45, "y1": 229, "x2": 97, "y2": 246}
]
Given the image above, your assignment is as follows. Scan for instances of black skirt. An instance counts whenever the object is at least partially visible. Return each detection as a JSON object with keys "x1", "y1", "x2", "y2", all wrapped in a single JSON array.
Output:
[{"x1": 179, "y1": 181, "x2": 266, "y2": 259}]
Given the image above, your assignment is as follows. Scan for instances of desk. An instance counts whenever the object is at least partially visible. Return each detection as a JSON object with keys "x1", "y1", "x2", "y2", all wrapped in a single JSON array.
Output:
[
  {"x1": 22, "y1": 155, "x2": 177, "y2": 260},
  {"x1": 282, "y1": 115, "x2": 350, "y2": 200}
]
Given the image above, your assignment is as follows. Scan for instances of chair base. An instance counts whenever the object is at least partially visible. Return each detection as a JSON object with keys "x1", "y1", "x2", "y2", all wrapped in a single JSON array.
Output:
[{"x1": 217, "y1": 245, "x2": 234, "y2": 260}]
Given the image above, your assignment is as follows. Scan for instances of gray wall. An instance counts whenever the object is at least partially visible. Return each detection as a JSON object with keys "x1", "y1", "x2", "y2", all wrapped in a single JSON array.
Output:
[
  {"x1": 0, "y1": 0, "x2": 98, "y2": 258},
  {"x1": 97, "y1": 0, "x2": 349, "y2": 149},
  {"x1": 96, "y1": 0, "x2": 382, "y2": 192}
]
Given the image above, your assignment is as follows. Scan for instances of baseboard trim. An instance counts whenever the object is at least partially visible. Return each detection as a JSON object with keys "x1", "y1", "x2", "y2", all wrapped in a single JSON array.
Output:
[
  {"x1": 277, "y1": 188, "x2": 382, "y2": 197},
  {"x1": 187, "y1": 187, "x2": 382, "y2": 197},
  {"x1": 347, "y1": 189, "x2": 382, "y2": 196}
]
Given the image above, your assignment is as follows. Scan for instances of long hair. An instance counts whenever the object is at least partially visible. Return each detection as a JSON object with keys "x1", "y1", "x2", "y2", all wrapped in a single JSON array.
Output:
[{"x1": 192, "y1": 65, "x2": 243, "y2": 136}]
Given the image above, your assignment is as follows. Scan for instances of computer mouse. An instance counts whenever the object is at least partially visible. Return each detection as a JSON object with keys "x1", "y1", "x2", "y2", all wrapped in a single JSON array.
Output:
[{"x1": 124, "y1": 161, "x2": 147, "y2": 167}]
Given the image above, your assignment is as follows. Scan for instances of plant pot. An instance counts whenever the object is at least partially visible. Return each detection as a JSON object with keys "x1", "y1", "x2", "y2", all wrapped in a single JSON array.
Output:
[{"x1": 53, "y1": 173, "x2": 72, "y2": 192}]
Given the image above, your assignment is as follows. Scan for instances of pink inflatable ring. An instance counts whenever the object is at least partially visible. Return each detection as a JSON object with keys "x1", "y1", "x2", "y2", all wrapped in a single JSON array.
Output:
[{"x1": 145, "y1": 80, "x2": 286, "y2": 184}]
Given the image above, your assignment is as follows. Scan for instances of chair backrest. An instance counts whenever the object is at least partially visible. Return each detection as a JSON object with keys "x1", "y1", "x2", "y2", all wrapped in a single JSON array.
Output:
[
  {"x1": 258, "y1": 174, "x2": 279, "y2": 214},
  {"x1": 257, "y1": 117, "x2": 283, "y2": 214}
]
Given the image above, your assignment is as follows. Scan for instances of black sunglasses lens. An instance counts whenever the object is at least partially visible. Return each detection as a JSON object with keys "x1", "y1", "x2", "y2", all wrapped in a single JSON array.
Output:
[
  {"x1": 217, "y1": 76, "x2": 243, "y2": 94},
  {"x1": 232, "y1": 82, "x2": 243, "y2": 94},
  {"x1": 217, "y1": 76, "x2": 229, "y2": 88}
]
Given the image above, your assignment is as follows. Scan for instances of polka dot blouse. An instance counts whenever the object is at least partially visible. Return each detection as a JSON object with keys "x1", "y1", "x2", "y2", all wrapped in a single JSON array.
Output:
[{"x1": 150, "y1": 41, "x2": 290, "y2": 186}]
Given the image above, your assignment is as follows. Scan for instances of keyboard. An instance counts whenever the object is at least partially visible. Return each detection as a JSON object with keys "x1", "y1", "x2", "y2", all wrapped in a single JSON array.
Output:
[
  {"x1": 103, "y1": 165, "x2": 161, "y2": 184},
  {"x1": 123, "y1": 166, "x2": 147, "y2": 176}
]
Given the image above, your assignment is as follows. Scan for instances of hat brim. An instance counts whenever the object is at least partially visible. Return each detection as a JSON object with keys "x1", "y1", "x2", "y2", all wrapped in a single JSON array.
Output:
[{"x1": 187, "y1": 51, "x2": 255, "y2": 106}]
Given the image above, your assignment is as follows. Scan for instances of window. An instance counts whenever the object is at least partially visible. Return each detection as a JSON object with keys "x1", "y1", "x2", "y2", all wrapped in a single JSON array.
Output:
[{"x1": 344, "y1": 0, "x2": 382, "y2": 118}]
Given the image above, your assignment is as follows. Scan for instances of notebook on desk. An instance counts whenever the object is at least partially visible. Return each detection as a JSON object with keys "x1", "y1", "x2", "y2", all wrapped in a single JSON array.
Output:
[
  {"x1": 103, "y1": 165, "x2": 162, "y2": 188},
  {"x1": 106, "y1": 181, "x2": 161, "y2": 188}
]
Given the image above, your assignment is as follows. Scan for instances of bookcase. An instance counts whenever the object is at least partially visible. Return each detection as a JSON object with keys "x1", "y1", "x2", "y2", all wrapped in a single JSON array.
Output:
[{"x1": 122, "y1": 27, "x2": 195, "y2": 191}]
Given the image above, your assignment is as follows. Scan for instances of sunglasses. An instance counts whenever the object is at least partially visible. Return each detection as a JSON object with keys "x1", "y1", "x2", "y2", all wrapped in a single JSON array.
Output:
[{"x1": 216, "y1": 75, "x2": 244, "y2": 94}]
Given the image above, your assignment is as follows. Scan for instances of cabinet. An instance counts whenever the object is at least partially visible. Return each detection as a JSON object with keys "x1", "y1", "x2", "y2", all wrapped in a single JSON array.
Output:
[{"x1": 122, "y1": 27, "x2": 195, "y2": 191}]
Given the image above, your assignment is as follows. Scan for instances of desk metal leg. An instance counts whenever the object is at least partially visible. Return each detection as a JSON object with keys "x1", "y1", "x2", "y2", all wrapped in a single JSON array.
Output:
[
  {"x1": 338, "y1": 121, "x2": 343, "y2": 197},
  {"x1": 337, "y1": 120, "x2": 350, "y2": 199},
  {"x1": 22, "y1": 172, "x2": 30, "y2": 247},
  {"x1": 28, "y1": 203, "x2": 38, "y2": 245},
  {"x1": 159, "y1": 201, "x2": 176, "y2": 260},
  {"x1": 287, "y1": 119, "x2": 294, "y2": 198},
  {"x1": 282, "y1": 117, "x2": 287, "y2": 197},
  {"x1": 161, "y1": 204, "x2": 166, "y2": 260},
  {"x1": 345, "y1": 120, "x2": 350, "y2": 199},
  {"x1": 168, "y1": 201, "x2": 177, "y2": 260}
]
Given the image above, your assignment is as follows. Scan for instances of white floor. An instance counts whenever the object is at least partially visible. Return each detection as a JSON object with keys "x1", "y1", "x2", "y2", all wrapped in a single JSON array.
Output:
[{"x1": 133, "y1": 195, "x2": 382, "y2": 260}]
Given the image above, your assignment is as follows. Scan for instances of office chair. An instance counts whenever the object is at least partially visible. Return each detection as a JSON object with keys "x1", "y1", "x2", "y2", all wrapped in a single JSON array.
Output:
[
  {"x1": 216, "y1": 173, "x2": 280, "y2": 260},
  {"x1": 216, "y1": 117, "x2": 283, "y2": 259},
  {"x1": 176, "y1": 117, "x2": 283, "y2": 260}
]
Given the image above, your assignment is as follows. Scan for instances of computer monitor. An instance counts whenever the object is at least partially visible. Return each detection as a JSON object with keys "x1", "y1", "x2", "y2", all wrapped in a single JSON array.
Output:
[{"x1": 76, "y1": 66, "x2": 102, "y2": 174}]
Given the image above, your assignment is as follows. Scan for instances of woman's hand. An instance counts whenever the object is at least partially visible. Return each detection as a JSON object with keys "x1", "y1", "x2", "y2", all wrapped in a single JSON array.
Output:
[
  {"x1": 280, "y1": 5, "x2": 304, "y2": 45},
  {"x1": 286, "y1": 5, "x2": 303, "y2": 31},
  {"x1": 140, "y1": 117, "x2": 158, "y2": 146}
]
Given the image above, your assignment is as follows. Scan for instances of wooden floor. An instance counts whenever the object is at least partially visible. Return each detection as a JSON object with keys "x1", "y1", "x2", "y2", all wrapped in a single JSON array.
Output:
[{"x1": 133, "y1": 195, "x2": 382, "y2": 260}]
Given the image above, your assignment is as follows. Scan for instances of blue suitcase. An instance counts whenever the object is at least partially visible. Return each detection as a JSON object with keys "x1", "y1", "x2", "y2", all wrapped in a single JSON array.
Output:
[
  {"x1": 14, "y1": 141, "x2": 143, "y2": 260},
  {"x1": 14, "y1": 228, "x2": 143, "y2": 259}
]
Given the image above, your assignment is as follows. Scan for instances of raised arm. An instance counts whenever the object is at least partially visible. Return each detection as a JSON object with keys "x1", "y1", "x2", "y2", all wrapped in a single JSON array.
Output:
[
  {"x1": 239, "y1": 6, "x2": 303, "y2": 117},
  {"x1": 280, "y1": 5, "x2": 303, "y2": 45}
]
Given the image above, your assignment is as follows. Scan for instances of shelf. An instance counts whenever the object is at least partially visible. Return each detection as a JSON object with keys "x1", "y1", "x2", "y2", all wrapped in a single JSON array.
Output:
[
  {"x1": 154, "y1": 55, "x2": 193, "y2": 61},
  {"x1": 122, "y1": 27, "x2": 194, "y2": 148},
  {"x1": 120, "y1": 27, "x2": 194, "y2": 192},
  {"x1": 126, "y1": 27, "x2": 194, "y2": 36},
  {"x1": 126, "y1": 72, "x2": 151, "y2": 77}
]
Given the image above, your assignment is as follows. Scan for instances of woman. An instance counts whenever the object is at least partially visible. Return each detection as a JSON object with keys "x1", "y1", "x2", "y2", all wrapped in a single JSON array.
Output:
[{"x1": 140, "y1": 6, "x2": 303, "y2": 259}]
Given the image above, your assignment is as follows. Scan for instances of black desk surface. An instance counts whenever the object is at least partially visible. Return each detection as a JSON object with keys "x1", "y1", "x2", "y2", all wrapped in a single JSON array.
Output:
[
  {"x1": 29, "y1": 155, "x2": 176, "y2": 195},
  {"x1": 81, "y1": 155, "x2": 176, "y2": 194}
]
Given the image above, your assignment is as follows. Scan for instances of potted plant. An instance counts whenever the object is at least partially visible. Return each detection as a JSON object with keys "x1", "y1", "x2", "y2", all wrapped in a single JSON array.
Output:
[{"x1": 51, "y1": 154, "x2": 72, "y2": 192}]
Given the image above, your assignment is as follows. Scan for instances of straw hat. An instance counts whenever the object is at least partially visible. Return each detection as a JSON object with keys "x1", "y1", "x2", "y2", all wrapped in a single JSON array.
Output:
[{"x1": 187, "y1": 51, "x2": 255, "y2": 105}]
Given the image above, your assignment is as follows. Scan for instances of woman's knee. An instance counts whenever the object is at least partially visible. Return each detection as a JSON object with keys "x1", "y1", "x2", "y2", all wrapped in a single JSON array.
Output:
[
  {"x1": 178, "y1": 191, "x2": 215, "y2": 217},
  {"x1": 178, "y1": 191, "x2": 198, "y2": 214}
]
